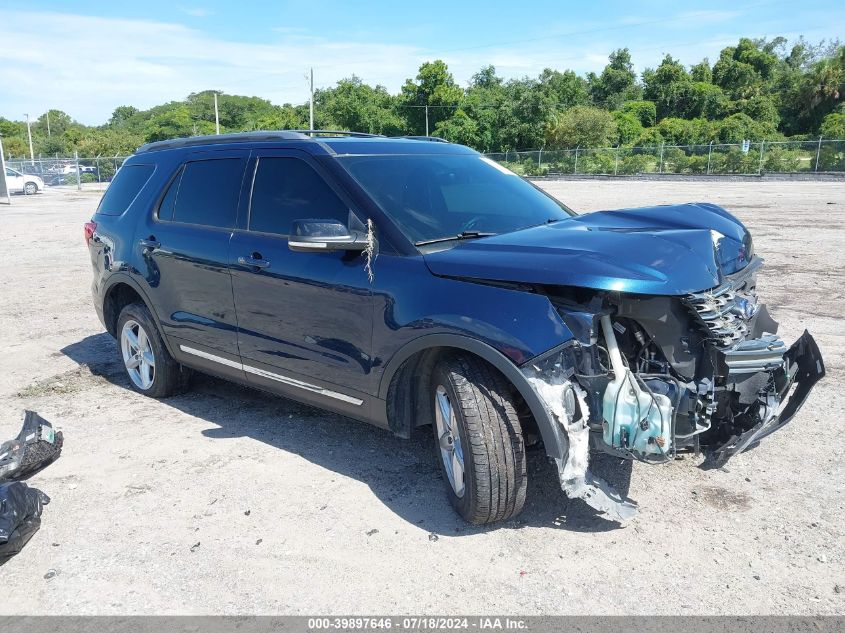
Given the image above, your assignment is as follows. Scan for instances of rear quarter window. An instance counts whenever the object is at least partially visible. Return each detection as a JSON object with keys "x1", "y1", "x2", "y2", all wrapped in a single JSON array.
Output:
[{"x1": 96, "y1": 164, "x2": 155, "y2": 216}]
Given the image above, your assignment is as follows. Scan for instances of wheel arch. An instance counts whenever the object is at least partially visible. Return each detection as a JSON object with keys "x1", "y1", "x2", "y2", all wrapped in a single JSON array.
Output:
[
  {"x1": 101, "y1": 275, "x2": 178, "y2": 358},
  {"x1": 380, "y1": 334, "x2": 567, "y2": 461}
]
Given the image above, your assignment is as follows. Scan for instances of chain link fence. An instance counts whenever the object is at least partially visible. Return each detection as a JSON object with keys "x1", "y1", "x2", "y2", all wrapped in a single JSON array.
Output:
[
  {"x1": 486, "y1": 139, "x2": 845, "y2": 177},
  {"x1": 4, "y1": 154, "x2": 129, "y2": 190},
  {"x1": 4, "y1": 139, "x2": 845, "y2": 193}
]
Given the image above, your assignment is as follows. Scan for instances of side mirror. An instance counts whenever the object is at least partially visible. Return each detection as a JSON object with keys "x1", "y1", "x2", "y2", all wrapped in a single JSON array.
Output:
[{"x1": 288, "y1": 219, "x2": 367, "y2": 253}]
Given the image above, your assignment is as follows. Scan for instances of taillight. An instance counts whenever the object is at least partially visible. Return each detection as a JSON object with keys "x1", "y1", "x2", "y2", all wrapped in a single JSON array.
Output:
[{"x1": 84, "y1": 220, "x2": 97, "y2": 246}]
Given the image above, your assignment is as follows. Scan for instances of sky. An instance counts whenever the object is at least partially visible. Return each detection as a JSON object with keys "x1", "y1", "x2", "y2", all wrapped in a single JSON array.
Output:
[{"x1": 0, "y1": 0, "x2": 842, "y2": 125}]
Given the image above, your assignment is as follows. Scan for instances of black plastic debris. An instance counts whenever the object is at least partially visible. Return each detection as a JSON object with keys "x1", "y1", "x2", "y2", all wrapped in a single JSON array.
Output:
[
  {"x1": 0, "y1": 481, "x2": 50, "y2": 565},
  {"x1": 0, "y1": 410, "x2": 63, "y2": 482}
]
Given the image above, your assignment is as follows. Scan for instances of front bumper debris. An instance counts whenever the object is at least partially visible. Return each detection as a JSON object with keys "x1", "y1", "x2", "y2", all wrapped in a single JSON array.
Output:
[{"x1": 704, "y1": 330, "x2": 825, "y2": 469}]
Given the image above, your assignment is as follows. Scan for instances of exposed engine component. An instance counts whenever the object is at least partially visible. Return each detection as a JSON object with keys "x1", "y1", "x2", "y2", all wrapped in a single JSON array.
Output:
[
  {"x1": 523, "y1": 365, "x2": 638, "y2": 522},
  {"x1": 537, "y1": 261, "x2": 825, "y2": 472},
  {"x1": 598, "y1": 315, "x2": 673, "y2": 460}
]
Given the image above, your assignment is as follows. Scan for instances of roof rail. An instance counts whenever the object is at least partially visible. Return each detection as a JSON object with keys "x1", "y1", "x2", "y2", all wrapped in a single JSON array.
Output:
[
  {"x1": 290, "y1": 130, "x2": 384, "y2": 138},
  {"x1": 136, "y1": 130, "x2": 314, "y2": 153},
  {"x1": 393, "y1": 135, "x2": 450, "y2": 143}
]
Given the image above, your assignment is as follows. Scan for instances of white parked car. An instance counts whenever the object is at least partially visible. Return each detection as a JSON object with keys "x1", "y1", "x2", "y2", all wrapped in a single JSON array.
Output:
[{"x1": 4, "y1": 167, "x2": 44, "y2": 194}]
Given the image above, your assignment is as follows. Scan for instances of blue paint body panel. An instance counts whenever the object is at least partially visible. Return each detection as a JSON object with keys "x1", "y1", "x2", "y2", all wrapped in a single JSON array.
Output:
[
  {"x1": 87, "y1": 134, "x2": 763, "y2": 458},
  {"x1": 424, "y1": 202, "x2": 753, "y2": 296}
]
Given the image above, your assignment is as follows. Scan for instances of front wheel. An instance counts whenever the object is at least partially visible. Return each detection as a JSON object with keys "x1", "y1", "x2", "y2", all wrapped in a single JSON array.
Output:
[
  {"x1": 431, "y1": 355, "x2": 527, "y2": 524},
  {"x1": 117, "y1": 303, "x2": 191, "y2": 397},
  {"x1": 24, "y1": 182, "x2": 38, "y2": 195}
]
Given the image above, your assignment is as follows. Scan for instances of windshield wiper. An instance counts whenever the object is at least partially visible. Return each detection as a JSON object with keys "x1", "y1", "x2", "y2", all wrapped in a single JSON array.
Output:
[{"x1": 414, "y1": 231, "x2": 497, "y2": 247}]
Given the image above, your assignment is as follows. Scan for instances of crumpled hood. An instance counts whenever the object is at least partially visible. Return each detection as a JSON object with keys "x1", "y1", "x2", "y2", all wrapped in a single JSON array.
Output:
[{"x1": 423, "y1": 203, "x2": 754, "y2": 296}]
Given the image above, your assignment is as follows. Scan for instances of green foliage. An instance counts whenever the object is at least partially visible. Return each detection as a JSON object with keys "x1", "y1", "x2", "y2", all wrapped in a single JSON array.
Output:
[
  {"x1": 546, "y1": 106, "x2": 617, "y2": 149},
  {"x1": 613, "y1": 111, "x2": 644, "y2": 145},
  {"x1": 690, "y1": 59, "x2": 713, "y2": 83},
  {"x1": 316, "y1": 77, "x2": 403, "y2": 135},
  {"x1": 589, "y1": 49, "x2": 641, "y2": 109},
  {"x1": 763, "y1": 146, "x2": 803, "y2": 171},
  {"x1": 734, "y1": 95, "x2": 780, "y2": 127},
  {"x1": 655, "y1": 117, "x2": 711, "y2": 145},
  {"x1": 714, "y1": 113, "x2": 779, "y2": 143},
  {"x1": 399, "y1": 60, "x2": 464, "y2": 135},
  {"x1": 617, "y1": 153, "x2": 653, "y2": 175},
  {"x1": 621, "y1": 101, "x2": 657, "y2": 127},
  {"x1": 820, "y1": 105, "x2": 845, "y2": 138},
  {"x1": 1, "y1": 37, "x2": 843, "y2": 164}
]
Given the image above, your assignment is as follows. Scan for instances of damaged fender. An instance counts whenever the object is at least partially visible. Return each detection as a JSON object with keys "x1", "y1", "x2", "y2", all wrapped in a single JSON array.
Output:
[{"x1": 524, "y1": 369, "x2": 638, "y2": 521}]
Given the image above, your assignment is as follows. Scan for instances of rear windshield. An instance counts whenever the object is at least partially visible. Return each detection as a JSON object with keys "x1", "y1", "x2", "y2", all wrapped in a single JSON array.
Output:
[{"x1": 96, "y1": 164, "x2": 155, "y2": 216}]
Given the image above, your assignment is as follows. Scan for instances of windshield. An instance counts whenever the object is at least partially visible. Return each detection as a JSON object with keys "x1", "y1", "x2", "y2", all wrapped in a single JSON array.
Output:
[{"x1": 339, "y1": 154, "x2": 574, "y2": 246}]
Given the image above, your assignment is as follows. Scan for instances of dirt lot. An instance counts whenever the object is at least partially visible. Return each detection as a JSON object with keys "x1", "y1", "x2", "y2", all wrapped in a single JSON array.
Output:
[{"x1": 0, "y1": 181, "x2": 843, "y2": 615}]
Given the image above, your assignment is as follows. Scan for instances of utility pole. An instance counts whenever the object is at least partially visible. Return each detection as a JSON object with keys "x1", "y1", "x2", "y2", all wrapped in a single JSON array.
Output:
[
  {"x1": 213, "y1": 92, "x2": 220, "y2": 135},
  {"x1": 46, "y1": 111, "x2": 51, "y2": 137},
  {"x1": 815, "y1": 135, "x2": 823, "y2": 172},
  {"x1": 309, "y1": 67, "x2": 315, "y2": 131},
  {"x1": 24, "y1": 114, "x2": 34, "y2": 165},
  {"x1": 425, "y1": 104, "x2": 429, "y2": 137},
  {"x1": 0, "y1": 135, "x2": 10, "y2": 205}
]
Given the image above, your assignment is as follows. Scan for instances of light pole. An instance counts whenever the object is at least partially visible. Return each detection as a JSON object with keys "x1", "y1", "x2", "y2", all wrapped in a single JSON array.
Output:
[
  {"x1": 213, "y1": 92, "x2": 220, "y2": 135},
  {"x1": 309, "y1": 68, "x2": 314, "y2": 131},
  {"x1": 24, "y1": 113, "x2": 34, "y2": 165}
]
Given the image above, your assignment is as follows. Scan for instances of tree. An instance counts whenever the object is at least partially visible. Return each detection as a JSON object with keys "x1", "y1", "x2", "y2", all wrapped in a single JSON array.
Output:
[
  {"x1": 621, "y1": 101, "x2": 656, "y2": 127},
  {"x1": 538, "y1": 68, "x2": 589, "y2": 110},
  {"x1": 655, "y1": 117, "x2": 712, "y2": 145},
  {"x1": 713, "y1": 113, "x2": 779, "y2": 143},
  {"x1": 690, "y1": 59, "x2": 713, "y2": 83},
  {"x1": 643, "y1": 55, "x2": 691, "y2": 119},
  {"x1": 612, "y1": 111, "x2": 644, "y2": 145},
  {"x1": 109, "y1": 106, "x2": 139, "y2": 127},
  {"x1": 34, "y1": 109, "x2": 74, "y2": 137},
  {"x1": 434, "y1": 109, "x2": 480, "y2": 146},
  {"x1": 820, "y1": 104, "x2": 845, "y2": 137},
  {"x1": 399, "y1": 60, "x2": 464, "y2": 135},
  {"x1": 546, "y1": 106, "x2": 617, "y2": 148},
  {"x1": 316, "y1": 77, "x2": 403, "y2": 134},
  {"x1": 590, "y1": 49, "x2": 641, "y2": 109}
]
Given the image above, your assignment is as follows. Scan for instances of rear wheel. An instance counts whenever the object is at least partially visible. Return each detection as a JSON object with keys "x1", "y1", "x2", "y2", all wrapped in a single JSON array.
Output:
[
  {"x1": 117, "y1": 303, "x2": 191, "y2": 397},
  {"x1": 431, "y1": 355, "x2": 527, "y2": 524}
]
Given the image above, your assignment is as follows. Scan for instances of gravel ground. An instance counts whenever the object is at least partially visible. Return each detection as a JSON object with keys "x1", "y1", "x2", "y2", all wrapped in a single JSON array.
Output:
[{"x1": 0, "y1": 180, "x2": 842, "y2": 615}]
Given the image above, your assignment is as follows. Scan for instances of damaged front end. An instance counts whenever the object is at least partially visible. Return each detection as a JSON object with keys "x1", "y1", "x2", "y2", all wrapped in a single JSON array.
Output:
[{"x1": 523, "y1": 258, "x2": 825, "y2": 519}]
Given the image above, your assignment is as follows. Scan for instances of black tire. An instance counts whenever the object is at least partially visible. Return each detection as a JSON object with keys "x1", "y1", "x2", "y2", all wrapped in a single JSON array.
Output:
[
  {"x1": 116, "y1": 302, "x2": 191, "y2": 398},
  {"x1": 24, "y1": 182, "x2": 38, "y2": 195},
  {"x1": 431, "y1": 354, "x2": 527, "y2": 524}
]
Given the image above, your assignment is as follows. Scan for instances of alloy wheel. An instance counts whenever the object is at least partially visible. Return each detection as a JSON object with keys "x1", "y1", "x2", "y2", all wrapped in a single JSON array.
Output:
[
  {"x1": 121, "y1": 319, "x2": 156, "y2": 390},
  {"x1": 434, "y1": 384, "x2": 465, "y2": 497}
]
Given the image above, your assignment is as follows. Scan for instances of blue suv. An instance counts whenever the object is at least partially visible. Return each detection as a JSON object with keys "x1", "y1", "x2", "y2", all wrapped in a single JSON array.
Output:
[{"x1": 87, "y1": 131, "x2": 824, "y2": 523}]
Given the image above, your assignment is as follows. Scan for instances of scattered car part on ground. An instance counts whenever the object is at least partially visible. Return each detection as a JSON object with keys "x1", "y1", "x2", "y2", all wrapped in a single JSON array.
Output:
[
  {"x1": 0, "y1": 410, "x2": 63, "y2": 482},
  {"x1": 86, "y1": 131, "x2": 824, "y2": 524},
  {"x1": 0, "y1": 481, "x2": 50, "y2": 565}
]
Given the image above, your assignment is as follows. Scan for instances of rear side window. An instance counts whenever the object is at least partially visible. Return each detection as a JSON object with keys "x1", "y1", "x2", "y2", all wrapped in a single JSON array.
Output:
[
  {"x1": 249, "y1": 157, "x2": 349, "y2": 235},
  {"x1": 97, "y1": 164, "x2": 155, "y2": 216},
  {"x1": 170, "y1": 158, "x2": 244, "y2": 228}
]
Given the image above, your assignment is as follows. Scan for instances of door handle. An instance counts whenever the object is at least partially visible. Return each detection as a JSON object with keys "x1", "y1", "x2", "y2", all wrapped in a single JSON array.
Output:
[
  {"x1": 139, "y1": 237, "x2": 160, "y2": 250},
  {"x1": 238, "y1": 255, "x2": 271, "y2": 270}
]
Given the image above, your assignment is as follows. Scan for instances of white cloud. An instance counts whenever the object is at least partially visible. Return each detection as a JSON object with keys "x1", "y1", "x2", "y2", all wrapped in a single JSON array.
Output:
[
  {"x1": 177, "y1": 6, "x2": 214, "y2": 18},
  {"x1": 0, "y1": 10, "x2": 422, "y2": 124},
  {"x1": 0, "y1": 8, "x2": 838, "y2": 125}
]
